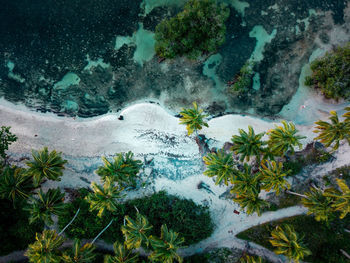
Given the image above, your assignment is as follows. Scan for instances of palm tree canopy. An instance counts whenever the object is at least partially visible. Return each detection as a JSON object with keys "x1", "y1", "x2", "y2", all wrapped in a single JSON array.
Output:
[
  {"x1": 343, "y1": 106, "x2": 350, "y2": 122},
  {"x1": 313, "y1": 110, "x2": 350, "y2": 150},
  {"x1": 26, "y1": 147, "x2": 67, "y2": 186},
  {"x1": 96, "y1": 151, "x2": 142, "y2": 187},
  {"x1": 239, "y1": 255, "x2": 264, "y2": 263},
  {"x1": 121, "y1": 213, "x2": 153, "y2": 249},
  {"x1": 25, "y1": 230, "x2": 65, "y2": 263},
  {"x1": 231, "y1": 126, "x2": 266, "y2": 162},
  {"x1": 61, "y1": 239, "x2": 96, "y2": 263},
  {"x1": 179, "y1": 102, "x2": 209, "y2": 135},
  {"x1": 267, "y1": 121, "x2": 305, "y2": 156},
  {"x1": 203, "y1": 149, "x2": 238, "y2": 185},
  {"x1": 260, "y1": 160, "x2": 291, "y2": 196},
  {"x1": 230, "y1": 163, "x2": 261, "y2": 196},
  {"x1": 302, "y1": 187, "x2": 336, "y2": 222},
  {"x1": 0, "y1": 166, "x2": 33, "y2": 204},
  {"x1": 269, "y1": 224, "x2": 311, "y2": 262},
  {"x1": 26, "y1": 188, "x2": 66, "y2": 226},
  {"x1": 149, "y1": 224, "x2": 185, "y2": 263},
  {"x1": 324, "y1": 178, "x2": 350, "y2": 219},
  {"x1": 85, "y1": 178, "x2": 125, "y2": 217},
  {"x1": 104, "y1": 242, "x2": 139, "y2": 263},
  {"x1": 233, "y1": 193, "x2": 268, "y2": 216}
]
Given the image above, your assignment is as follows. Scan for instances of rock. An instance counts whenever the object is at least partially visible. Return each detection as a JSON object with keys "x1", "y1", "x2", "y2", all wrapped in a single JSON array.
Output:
[{"x1": 223, "y1": 142, "x2": 234, "y2": 153}]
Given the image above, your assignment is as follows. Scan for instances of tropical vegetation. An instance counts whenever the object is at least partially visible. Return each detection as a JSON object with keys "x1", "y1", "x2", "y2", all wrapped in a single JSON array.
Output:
[
  {"x1": 179, "y1": 102, "x2": 208, "y2": 136},
  {"x1": 229, "y1": 62, "x2": 254, "y2": 94},
  {"x1": 260, "y1": 160, "x2": 291, "y2": 196},
  {"x1": 0, "y1": 126, "x2": 17, "y2": 163},
  {"x1": 61, "y1": 239, "x2": 96, "y2": 263}
]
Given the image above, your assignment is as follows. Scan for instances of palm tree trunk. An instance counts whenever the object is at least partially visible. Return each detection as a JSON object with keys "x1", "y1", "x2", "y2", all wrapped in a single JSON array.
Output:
[
  {"x1": 58, "y1": 207, "x2": 80, "y2": 235},
  {"x1": 285, "y1": 190, "x2": 307, "y2": 198},
  {"x1": 92, "y1": 219, "x2": 114, "y2": 244},
  {"x1": 340, "y1": 249, "x2": 350, "y2": 260}
]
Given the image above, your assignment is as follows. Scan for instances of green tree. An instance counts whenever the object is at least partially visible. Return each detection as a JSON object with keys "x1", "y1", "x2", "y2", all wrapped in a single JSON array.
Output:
[
  {"x1": 61, "y1": 239, "x2": 96, "y2": 263},
  {"x1": 121, "y1": 213, "x2": 153, "y2": 249},
  {"x1": 203, "y1": 149, "x2": 237, "y2": 185},
  {"x1": 233, "y1": 193, "x2": 268, "y2": 216},
  {"x1": 25, "y1": 230, "x2": 65, "y2": 263},
  {"x1": 269, "y1": 224, "x2": 311, "y2": 263},
  {"x1": 0, "y1": 126, "x2": 17, "y2": 163},
  {"x1": 26, "y1": 188, "x2": 66, "y2": 226},
  {"x1": 324, "y1": 179, "x2": 350, "y2": 219},
  {"x1": 155, "y1": 0, "x2": 230, "y2": 59},
  {"x1": 267, "y1": 121, "x2": 305, "y2": 156},
  {"x1": 104, "y1": 242, "x2": 139, "y2": 263},
  {"x1": 85, "y1": 178, "x2": 125, "y2": 217},
  {"x1": 179, "y1": 102, "x2": 208, "y2": 136},
  {"x1": 239, "y1": 254, "x2": 264, "y2": 263},
  {"x1": 313, "y1": 110, "x2": 350, "y2": 151},
  {"x1": 149, "y1": 224, "x2": 185, "y2": 263},
  {"x1": 260, "y1": 160, "x2": 291, "y2": 196},
  {"x1": 96, "y1": 151, "x2": 142, "y2": 188},
  {"x1": 231, "y1": 126, "x2": 266, "y2": 162},
  {"x1": 343, "y1": 106, "x2": 350, "y2": 122},
  {"x1": 230, "y1": 163, "x2": 260, "y2": 196},
  {"x1": 26, "y1": 147, "x2": 67, "y2": 187}
]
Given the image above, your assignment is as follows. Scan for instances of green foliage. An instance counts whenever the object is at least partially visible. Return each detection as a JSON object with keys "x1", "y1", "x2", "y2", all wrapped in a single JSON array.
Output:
[
  {"x1": 230, "y1": 62, "x2": 254, "y2": 94},
  {"x1": 324, "y1": 179, "x2": 350, "y2": 219},
  {"x1": 26, "y1": 147, "x2": 67, "y2": 186},
  {"x1": 269, "y1": 224, "x2": 311, "y2": 262},
  {"x1": 154, "y1": 0, "x2": 230, "y2": 59},
  {"x1": 149, "y1": 224, "x2": 185, "y2": 263},
  {"x1": 239, "y1": 254, "x2": 265, "y2": 263},
  {"x1": 104, "y1": 242, "x2": 139, "y2": 263},
  {"x1": 96, "y1": 152, "x2": 142, "y2": 188},
  {"x1": 260, "y1": 160, "x2": 291, "y2": 196},
  {"x1": 233, "y1": 193, "x2": 269, "y2": 216},
  {"x1": 62, "y1": 239, "x2": 96, "y2": 263},
  {"x1": 25, "y1": 230, "x2": 65, "y2": 263},
  {"x1": 305, "y1": 43, "x2": 350, "y2": 100},
  {"x1": 203, "y1": 149, "x2": 237, "y2": 185},
  {"x1": 230, "y1": 163, "x2": 261, "y2": 196},
  {"x1": 179, "y1": 102, "x2": 209, "y2": 136},
  {"x1": 0, "y1": 126, "x2": 17, "y2": 162},
  {"x1": 26, "y1": 188, "x2": 66, "y2": 226},
  {"x1": 231, "y1": 126, "x2": 266, "y2": 162}
]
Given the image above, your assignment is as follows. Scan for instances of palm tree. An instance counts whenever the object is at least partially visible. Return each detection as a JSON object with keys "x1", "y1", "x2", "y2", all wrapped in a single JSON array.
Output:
[
  {"x1": 267, "y1": 121, "x2": 305, "y2": 156},
  {"x1": 26, "y1": 147, "x2": 67, "y2": 186},
  {"x1": 301, "y1": 187, "x2": 336, "y2": 223},
  {"x1": 239, "y1": 254, "x2": 264, "y2": 263},
  {"x1": 104, "y1": 242, "x2": 139, "y2": 263},
  {"x1": 233, "y1": 193, "x2": 268, "y2": 216},
  {"x1": 96, "y1": 151, "x2": 142, "y2": 187},
  {"x1": 260, "y1": 160, "x2": 291, "y2": 196},
  {"x1": 149, "y1": 224, "x2": 185, "y2": 263},
  {"x1": 324, "y1": 179, "x2": 350, "y2": 219},
  {"x1": 269, "y1": 224, "x2": 311, "y2": 263},
  {"x1": 231, "y1": 126, "x2": 266, "y2": 162},
  {"x1": 0, "y1": 166, "x2": 33, "y2": 205},
  {"x1": 179, "y1": 102, "x2": 209, "y2": 136},
  {"x1": 230, "y1": 163, "x2": 261, "y2": 196},
  {"x1": 343, "y1": 106, "x2": 350, "y2": 122},
  {"x1": 25, "y1": 230, "x2": 65, "y2": 263},
  {"x1": 203, "y1": 149, "x2": 238, "y2": 185},
  {"x1": 26, "y1": 188, "x2": 66, "y2": 226},
  {"x1": 61, "y1": 239, "x2": 96, "y2": 263},
  {"x1": 121, "y1": 213, "x2": 153, "y2": 249},
  {"x1": 85, "y1": 177, "x2": 125, "y2": 217},
  {"x1": 313, "y1": 110, "x2": 350, "y2": 151}
]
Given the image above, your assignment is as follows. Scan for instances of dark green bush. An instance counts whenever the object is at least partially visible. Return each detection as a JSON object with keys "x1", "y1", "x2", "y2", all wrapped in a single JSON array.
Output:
[
  {"x1": 154, "y1": 0, "x2": 230, "y2": 59},
  {"x1": 0, "y1": 126, "x2": 17, "y2": 162},
  {"x1": 305, "y1": 43, "x2": 350, "y2": 100},
  {"x1": 229, "y1": 62, "x2": 254, "y2": 94}
]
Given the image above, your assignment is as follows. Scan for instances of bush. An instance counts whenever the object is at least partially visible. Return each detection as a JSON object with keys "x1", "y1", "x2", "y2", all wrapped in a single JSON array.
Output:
[
  {"x1": 0, "y1": 126, "x2": 17, "y2": 162},
  {"x1": 229, "y1": 62, "x2": 254, "y2": 94},
  {"x1": 154, "y1": 0, "x2": 230, "y2": 59},
  {"x1": 305, "y1": 43, "x2": 350, "y2": 100},
  {"x1": 58, "y1": 190, "x2": 214, "y2": 246}
]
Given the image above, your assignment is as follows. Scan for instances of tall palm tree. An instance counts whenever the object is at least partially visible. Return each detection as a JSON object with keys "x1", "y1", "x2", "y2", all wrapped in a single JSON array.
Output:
[
  {"x1": 203, "y1": 149, "x2": 238, "y2": 185},
  {"x1": 313, "y1": 110, "x2": 350, "y2": 151},
  {"x1": 231, "y1": 126, "x2": 266, "y2": 162},
  {"x1": 233, "y1": 193, "x2": 268, "y2": 216},
  {"x1": 61, "y1": 239, "x2": 96, "y2": 263},
  {"x1": 324, "y1": 179, "x2": 350, "y2": 219},
  {"x1": 149, "y1": 224, "x2": 185, "y2": 263},
  {"x1": 230, "y1": 163, "x2": 261, "y2": 196},
  {"x1": 85, "y1": 177, "x2": 125, "y2": 217},
  {"x1": 179, "y1": 102, "x2": 209, "y2": 136},
  {"x1": 301, "y1": 187, "x2": 336, "y2": 223},
  {"x1": 267, "y1": 121, "x2": 305, "y2": 156},
  {"x1": 104, "y1": 242, "x2": 139, "y2": 263},
  {"x1": 260, "y1": 160, "x2": 291, "y2": 196},
  {"x1": 26, "y1": 188, "x2": 66, "y2": 226},
  {"x1": 121, "y1": 213, "x2": 153, "y2": 249},
  {"x1": 96, "y1": 151, "x2": 142, "y2": 187},
  {"x1": 269, "y1": 224, "x2": 311, "y2": 263},
  {"x1": 239, "y1": 254, "x2": 264, "y2": 263},
  {"x1": 0, "y1": 166, "x2": 33, "y2": 205},
  {"x1": 25, "y1": 230, "x2": 65, "y2": 263},
  {"x1": 26, "y1": 147, "x2": 67, "y2": 186}
]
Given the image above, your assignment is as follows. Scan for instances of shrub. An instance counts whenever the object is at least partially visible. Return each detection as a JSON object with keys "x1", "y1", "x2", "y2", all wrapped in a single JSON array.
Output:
[
  {"x1": 229, "y1": 62, "x2": 254, "y2": 94},
  {"x1": 305, "y1": 43, "x2": 350, "y2": 100},
  {"x1": 0, "y1": 126, "x2": 17, "y2": 162},
  {"x1": 154, "y1": 0, "x2": 230, "y2": 59}
]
